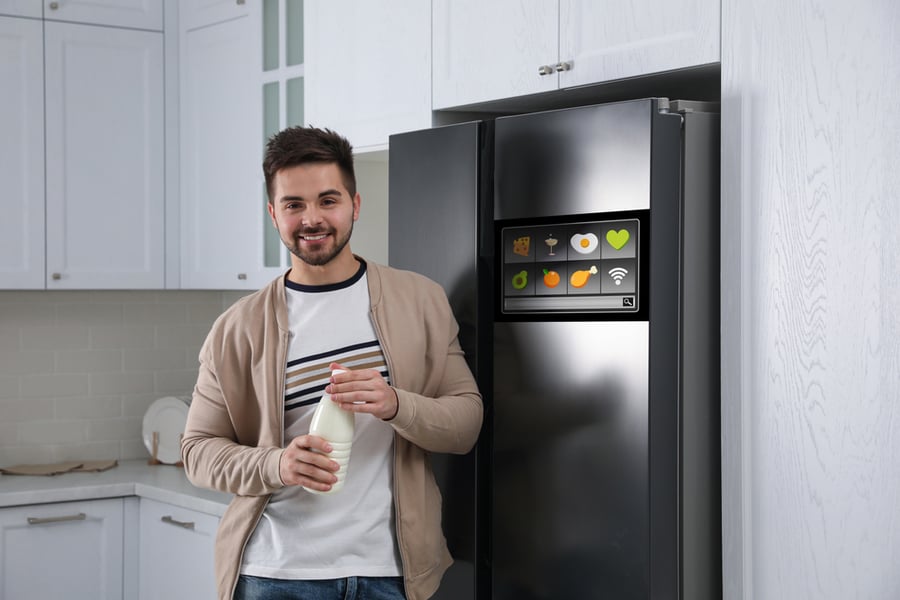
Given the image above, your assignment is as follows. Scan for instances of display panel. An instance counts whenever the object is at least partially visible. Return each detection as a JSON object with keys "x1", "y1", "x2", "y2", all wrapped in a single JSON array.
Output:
[{"x1": 499, "y1": 217, "x2": 641, "y2": 314}]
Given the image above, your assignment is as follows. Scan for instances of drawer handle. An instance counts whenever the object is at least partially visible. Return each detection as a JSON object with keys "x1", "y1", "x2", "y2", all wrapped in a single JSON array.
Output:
[
  {"x1": 162, "y1": 515, "x2": 195, "y2": 530},
  {"x1": 27, "y1": 512, "x2": 86, "y2": 525}
]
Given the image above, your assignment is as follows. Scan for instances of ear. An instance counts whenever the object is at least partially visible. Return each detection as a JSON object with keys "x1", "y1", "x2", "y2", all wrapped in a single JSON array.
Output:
[
  {"x1": 352, "y1": 192, "x2": 361, "y2": 221},
  {"x1": 267, "y1": 201, "x2": 277, "y2": 227}
]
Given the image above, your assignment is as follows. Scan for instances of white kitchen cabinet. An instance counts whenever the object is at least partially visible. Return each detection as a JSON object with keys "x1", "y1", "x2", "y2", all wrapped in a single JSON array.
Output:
[
  {"x1": 304, "y1": 0, "x2": 432, "y2": 152},
  {"x1": 433, "y1": 0, "x2": 720, "y2": 109},
  {"x1": 138, "y1": 498, "x2": 218, "y2": 600},
  {"x1": 179, "y1": 0, "x2": 248, "y2": 32},
  {"x1": 44, "y1": 20, "x2": 165, "y2": 289},
  {"x1": 0, "y1": 1, "x2": 40, "y2": 18},
  {"x1": 0, "y1": 498, "x2": 124, "y2": 599},
  {"x1": 179, "y1": 2, "x2": 272, "y2": 290},
  {"x1": 42, "y1": 0, "x2": 163, "y2": 31},
  {"x1": 0, "y1": 15, "x2": 44, "y2": 289}
]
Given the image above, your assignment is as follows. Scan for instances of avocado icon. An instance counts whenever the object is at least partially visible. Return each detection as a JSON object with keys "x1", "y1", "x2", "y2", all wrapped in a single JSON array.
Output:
[{"x1": 512, "y1": 270, "x2": 528, "y2": 290}]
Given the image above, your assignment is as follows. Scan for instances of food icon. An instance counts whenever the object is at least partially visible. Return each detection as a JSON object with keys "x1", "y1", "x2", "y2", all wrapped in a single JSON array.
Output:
[
  {"x1": 542, "y1": 268, "x2": 560, "y2": 288},
  {"x1": 544, "y1": 235, "x2": 558, "y2": 256},
  {"x1": 513, "y1": 236, "x2": 530, "y2": 257},
  {"x1": 569, "y1": 265, "x2": 598, "y2": 288},
  {"x1": 570, "y1": 233, "x2": 598, "y2": 254},
  {"x1": 511, "y1": 270, "x2": 528, "y2": 290},
  {"x1": 606, "y1": 229, "x2": 630, "y2": 250}
]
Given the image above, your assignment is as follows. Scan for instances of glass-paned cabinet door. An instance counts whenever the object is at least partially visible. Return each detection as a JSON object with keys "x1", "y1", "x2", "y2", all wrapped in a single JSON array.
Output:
[{"x1": 259, "y1": 0, "x2": 304, "y2": 270}]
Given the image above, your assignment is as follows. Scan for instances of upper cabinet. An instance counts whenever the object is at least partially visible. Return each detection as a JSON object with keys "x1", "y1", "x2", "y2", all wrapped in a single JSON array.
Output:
[
  {"x1": 304, "y1": 0, "x2": 432, "y2": 152},
  {"x1": 42, "y1": 0, "x2": 164, "y2": 31},
  {"x1": 433, "y1": 0, "x2": 720, "y2": 109},
  {"x1": 0, "y1": 16, "x2": 44, "y2": 289},
  {"x1": 0, "y1": 1, "x2": 41, "y2": 18},
  {"x1": 0, "y1": 5, "x2": 165, "y2": 290},
  {"x1": 179, "y1": 0, "x2": 287, "y2": 290},
  {"x1": 44, "y1": 21, "x2": 165, "y2": 289}
]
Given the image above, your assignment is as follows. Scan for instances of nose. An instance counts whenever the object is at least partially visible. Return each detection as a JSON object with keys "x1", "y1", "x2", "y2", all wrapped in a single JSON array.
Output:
[{"x1": 301, "y1": 207, "x2": 324, "y2": 228}]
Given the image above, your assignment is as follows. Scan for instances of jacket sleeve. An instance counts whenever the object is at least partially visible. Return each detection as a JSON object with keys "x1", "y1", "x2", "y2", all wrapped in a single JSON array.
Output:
[
  {"x1": 180, "y1": 333, "x2": 285, "y2": 497},
  {"x1": 387, "y1": 292, "x2": 484, "y2": 455}
]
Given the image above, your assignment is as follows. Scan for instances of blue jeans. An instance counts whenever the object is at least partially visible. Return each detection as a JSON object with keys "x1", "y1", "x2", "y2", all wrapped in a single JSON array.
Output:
[{"x1": 234, "y1": 575, "x2": 406, "y2": 600}]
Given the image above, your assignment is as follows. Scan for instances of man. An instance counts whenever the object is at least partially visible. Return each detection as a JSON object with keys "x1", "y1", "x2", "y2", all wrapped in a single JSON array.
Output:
[{"x1": 181, "y1": 126, "x2": 483, "y2": 600}]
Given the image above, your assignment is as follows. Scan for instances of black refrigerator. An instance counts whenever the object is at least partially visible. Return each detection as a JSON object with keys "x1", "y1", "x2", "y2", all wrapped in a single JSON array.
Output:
[{"x1": 388, "y1": 98, "x2": 721, "y2": 600}]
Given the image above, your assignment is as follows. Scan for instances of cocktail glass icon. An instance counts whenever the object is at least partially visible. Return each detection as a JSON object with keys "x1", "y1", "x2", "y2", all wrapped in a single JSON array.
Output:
[{"x1": 545, "y1": 235, "x2": 558, "y2": 256}]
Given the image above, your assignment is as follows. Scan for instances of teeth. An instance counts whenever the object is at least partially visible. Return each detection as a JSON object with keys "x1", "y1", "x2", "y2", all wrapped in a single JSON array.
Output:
[{"x1": 301, "y1": 234, "x2": 327, "y2": 241}]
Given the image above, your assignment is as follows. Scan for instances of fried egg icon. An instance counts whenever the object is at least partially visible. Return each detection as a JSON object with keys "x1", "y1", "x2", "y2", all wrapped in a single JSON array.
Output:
[{"x1": 570, "y1": 233, "x2": 599, "y2": 254}]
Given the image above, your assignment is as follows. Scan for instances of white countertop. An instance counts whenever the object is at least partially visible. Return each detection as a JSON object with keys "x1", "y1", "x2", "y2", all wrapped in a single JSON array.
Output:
[{"x1": 0, "y1": 459, "x2": 231, "y2": 516}]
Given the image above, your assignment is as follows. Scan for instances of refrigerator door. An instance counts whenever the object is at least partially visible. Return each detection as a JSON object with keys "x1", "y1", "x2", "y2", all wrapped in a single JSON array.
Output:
[
  {"x1": 491, "y1": 320, "x2": 649, "y2": 600},
  {"x1": 491, "y1": 99, "x2": 677, "y2": 599},
  {"x1": 388, "y1": 121, "x2": 492, "y2": 600}
]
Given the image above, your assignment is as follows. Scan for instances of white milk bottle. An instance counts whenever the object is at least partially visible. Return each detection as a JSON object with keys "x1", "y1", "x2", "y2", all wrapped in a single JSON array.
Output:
[{"x1": 303, "y1": 369, "x2": 353, "y2": 494}]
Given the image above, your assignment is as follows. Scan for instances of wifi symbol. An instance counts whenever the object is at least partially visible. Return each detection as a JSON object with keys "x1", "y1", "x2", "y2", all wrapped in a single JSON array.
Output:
[{"x1": 608, "y1": 267, "x2": 629, "y2": 285}]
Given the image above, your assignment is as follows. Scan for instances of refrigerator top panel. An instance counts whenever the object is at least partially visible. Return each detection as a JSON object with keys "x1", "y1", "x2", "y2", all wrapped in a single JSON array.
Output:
[
  {"x1": 498, "y1": 212, "x2": 646, "y2": 318},
  {"x1": 494, "y1": 98, "x2": 656, "y2": 220}
]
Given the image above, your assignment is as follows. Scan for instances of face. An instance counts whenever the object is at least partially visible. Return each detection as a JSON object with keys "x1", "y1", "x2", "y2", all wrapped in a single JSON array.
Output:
[{"x1": 268, "y1": 162, "x2": 360, "y2": 270}]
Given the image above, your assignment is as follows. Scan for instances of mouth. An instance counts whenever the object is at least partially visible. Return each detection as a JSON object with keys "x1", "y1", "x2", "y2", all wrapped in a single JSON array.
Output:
[{"x1": 298, "y1": 232, "x2": 330, "y2": 242}]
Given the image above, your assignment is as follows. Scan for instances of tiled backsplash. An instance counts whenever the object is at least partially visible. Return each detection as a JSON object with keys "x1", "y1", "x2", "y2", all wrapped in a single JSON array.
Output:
[{"x1": 0, "y1": 290, "x2": 249, "y2": 467}]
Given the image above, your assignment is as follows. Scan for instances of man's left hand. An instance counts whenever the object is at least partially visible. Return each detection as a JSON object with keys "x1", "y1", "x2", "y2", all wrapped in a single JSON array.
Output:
[{"x1": 326, "y1": 362, "x2": 399, "y2": 421}]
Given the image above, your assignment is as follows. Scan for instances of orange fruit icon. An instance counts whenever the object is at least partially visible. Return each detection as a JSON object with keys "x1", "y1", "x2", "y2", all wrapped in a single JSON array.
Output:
[{"x1": 542, "y1": 269, "x2": 560, "y2": 288}]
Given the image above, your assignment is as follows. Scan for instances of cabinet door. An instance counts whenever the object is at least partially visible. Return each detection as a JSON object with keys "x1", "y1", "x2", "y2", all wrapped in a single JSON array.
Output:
[
  {"x1": 305, "y1": 0, "x2": 431, "y2": 151},
  {"x1": 432, "y1": 0, "x2": 558, "y2": 109},
  {"x1": 559, "y1": 0, "x2": 719, "y2": 87},
  {"x1": 0, "y1": 499, "x2": 124, "y2": 599},
  {"x1": 0, "y1": 16, "x2": 44, "y2": 289},
  {"x1": 0, "y1": 1, "x2": 41, "y2": 18},
  {"x1": 138, "y1": 498, "x2": 218, "y2": 600},
  {"x1": 179, "y1": 12, "x2": 266, "y2": 289},
  {"x1": 43, "y1": 0, "x2": 164, "y2": 31},
  {"x1": 180, "y1": 0, "x2": 249, "y2": 31},
  {"x1": 44, "y1": 21, "x2": 165, "y2": 289}
]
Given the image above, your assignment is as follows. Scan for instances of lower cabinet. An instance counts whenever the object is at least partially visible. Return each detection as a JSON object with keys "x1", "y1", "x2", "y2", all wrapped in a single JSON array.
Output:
[
  {"x1": 138, "y1": 497, "x2": 218, "y2": 599},
  {"x1": 0, "y1": 498, "x2": 125, "y2": 599}
]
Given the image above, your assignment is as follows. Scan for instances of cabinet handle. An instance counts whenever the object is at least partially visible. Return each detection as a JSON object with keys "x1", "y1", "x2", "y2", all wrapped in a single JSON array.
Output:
[
  {"x1": 537, "y1": 65, "x2": 554, "y2": 76},
  {"x1": 51, "y1": 272, "x2": 62, "y2": 280},
  {"x1": 237, "y1": 273, "x2": 247, "y2": 280},
  {"x1": 48, "y1": 1, "x2": 59, "y2": 9},
  {"x1": 555, "y1": 61, "x2": 572, "y2": 72},
  {"x1": 27, "y1": 512, "x2": 86, "y2": 525},
  {"x1": 236, "y1": 0, "x2": 245, "y2": 4},
  {"x1": 161, "y1": 515, "x2": 195, "y2": 530}
]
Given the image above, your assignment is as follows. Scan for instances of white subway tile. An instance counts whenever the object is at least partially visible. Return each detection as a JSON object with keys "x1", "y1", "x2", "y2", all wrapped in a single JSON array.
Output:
[
  {"x1": 91, "y1": 325, "x2": 156, "y2": 350},
  {"x1": 123, "y1": 347, "x2": 191, "y2": 371},
  {"x1": 21, "y1": 326, "x2": 90, "y2": 350},
  {"x1": 21, "y1": 374, "x2": 90, "y2": 398},
  {"x1": 91, "y1": 371, "x2": 155, "y2": 396},
  {"x1": 0, "y1": 350, "x2": 54, "y2": 375},
  {"x1": 19, "y1": 420, "x2": 88, "y2": 445},
  {"x1": 54, "y1": 396, "x2": 123, "y2": 419},
  {"x1": 56, "y1": 349, "x2": 122, "y2": 373},
  {"x1": 52, "y1": 441, "x2": 121, "y2": 462},
  {"x1": 56, "y1": 303, "x2": 125, "y2": 326},
  {"x1": 0, "y1": 398, "x2": 54, "y2": 422}
]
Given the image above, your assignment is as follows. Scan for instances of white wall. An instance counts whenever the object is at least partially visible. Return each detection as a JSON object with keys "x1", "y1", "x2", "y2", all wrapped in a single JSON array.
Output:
[
  {"x1": 721, "y1": 1, "x2": 900, "y2": 598},
  {"x1": 0, "y1": 290, "x2": 246, "y2": 467}
]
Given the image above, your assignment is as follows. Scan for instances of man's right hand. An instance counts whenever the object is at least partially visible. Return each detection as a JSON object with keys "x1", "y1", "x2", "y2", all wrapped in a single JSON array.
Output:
[{"x1": 279, "y1": 434, "x2": 340, "y2": 491}]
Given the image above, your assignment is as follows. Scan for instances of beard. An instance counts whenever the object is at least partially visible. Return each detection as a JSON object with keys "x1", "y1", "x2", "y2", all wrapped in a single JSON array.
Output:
[{"x1": 285, "y1": 221, "x2": 353, "y2": 267}]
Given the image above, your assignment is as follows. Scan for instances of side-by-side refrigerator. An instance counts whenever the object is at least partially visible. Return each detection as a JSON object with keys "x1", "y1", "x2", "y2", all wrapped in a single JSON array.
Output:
[{"x1": 388, "y1": 98, "x2": 721, "y2": 600}]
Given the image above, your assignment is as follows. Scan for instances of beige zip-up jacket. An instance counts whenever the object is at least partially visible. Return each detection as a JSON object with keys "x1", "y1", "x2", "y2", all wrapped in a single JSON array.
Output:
[{"x1": 181, "y1": 259, "x2": 483, "y2": 600}]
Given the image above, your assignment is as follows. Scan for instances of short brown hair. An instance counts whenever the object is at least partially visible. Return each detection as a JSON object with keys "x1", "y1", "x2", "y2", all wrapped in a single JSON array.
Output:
[{"x1": 263, "y1": 126, "x2": 356, "y2": 203}]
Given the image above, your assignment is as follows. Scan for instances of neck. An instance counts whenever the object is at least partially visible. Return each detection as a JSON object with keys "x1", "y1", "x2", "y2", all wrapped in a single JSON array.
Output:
[{"x1": 287, "y1": 250, "x2": 360, "y2": 286}]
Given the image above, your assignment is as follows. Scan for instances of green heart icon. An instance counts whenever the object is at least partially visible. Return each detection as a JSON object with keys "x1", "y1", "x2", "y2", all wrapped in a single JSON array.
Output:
[{"x1": 606, "y1": 229, "x2": 630, "y2": 250}]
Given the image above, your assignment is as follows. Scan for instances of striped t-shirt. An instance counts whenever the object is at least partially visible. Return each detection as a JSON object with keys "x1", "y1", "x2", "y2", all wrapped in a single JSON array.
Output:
[{"x1": 240, "y1": 261, "x2": 402, "y2": 580}]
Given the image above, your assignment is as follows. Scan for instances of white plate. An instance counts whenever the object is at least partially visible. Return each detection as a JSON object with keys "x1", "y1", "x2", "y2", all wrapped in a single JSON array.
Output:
[{"x1": 142, "y1": 396, "x2": 190, "y2": 464}]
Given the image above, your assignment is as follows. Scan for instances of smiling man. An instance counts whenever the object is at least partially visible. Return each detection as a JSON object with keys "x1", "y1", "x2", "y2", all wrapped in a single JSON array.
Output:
[{"x1": 181, "y1": 127, "x2": 483, "y2": 600}]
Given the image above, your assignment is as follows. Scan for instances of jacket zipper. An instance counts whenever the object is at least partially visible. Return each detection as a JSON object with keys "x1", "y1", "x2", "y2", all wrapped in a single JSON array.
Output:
[
  {"x1": 228, "y1": 328, "x2": 289, "y2": 600},
  {"x1": 370, "y1": 304, "x2": 410, "y2": 598}
]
